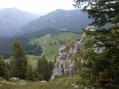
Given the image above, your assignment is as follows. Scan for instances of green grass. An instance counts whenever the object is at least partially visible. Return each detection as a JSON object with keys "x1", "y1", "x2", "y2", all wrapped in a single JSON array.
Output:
[
  {"x1": 0, "y1": 75, "x2": 83, "y2": 89},
  {"x1": 26, "y1": 55, "x2": 41, "y2": 68},
  {"x1": 30, "y1": 32, "x2": 82, "y2": 61}
]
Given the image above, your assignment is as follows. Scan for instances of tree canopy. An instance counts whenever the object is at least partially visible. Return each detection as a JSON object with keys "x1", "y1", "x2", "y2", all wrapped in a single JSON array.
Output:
[
  {"x1": 11, "y1": 40, "x2": 28, "y2": 79},
  {"x1": 74, "y1": 0, "x2": 119, "y2": 27},
  {"x1": 73, "y1": 0, "x2": 119, "y2": 88}
]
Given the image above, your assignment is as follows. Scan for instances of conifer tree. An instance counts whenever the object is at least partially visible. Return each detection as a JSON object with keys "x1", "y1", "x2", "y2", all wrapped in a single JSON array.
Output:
[
  {"x1": 73, "y1": 0, "x2": 119, "y2": 88},
  {"x1": 11, "y1": 40, "x2": 28, "y2": 79},
  {"x1": 26, "y1": 64, "x2": 35, "y2": 81},
  {"x1": 0, "y1": 56, "x2": 6, "y2": 78},
  {"x1": 74, "y1": 29, "x2": 119, "y2": 88},
  {"x1": 74, "y1": 0, "x2": 119, "y2": 27},
  {"x1": 0, "y1": 56, "x2": 11, "y2": 80},
  {"x1": 4, "y1": 63, "x2": 11, "y2": 80},
  {"x1": 36, "y1": 55, "x2": 54, "y2": 81}
]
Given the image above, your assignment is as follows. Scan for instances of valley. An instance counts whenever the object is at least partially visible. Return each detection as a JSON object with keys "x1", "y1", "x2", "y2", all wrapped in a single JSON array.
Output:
[{"x1": 2, "y1": 31, "x2": 82, "y2": 69}]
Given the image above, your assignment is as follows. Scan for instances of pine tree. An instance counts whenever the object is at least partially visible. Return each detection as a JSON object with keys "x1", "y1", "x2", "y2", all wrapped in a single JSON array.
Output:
[
  {"x1": 0, "y1": 56, "x2": 11, "y2": 80},
  {"x1": 36, "y1": 55, "x2": 54, "y2": 81},
  {"x1": 74, "y1": 29, "x2": 119, "y2": 88},
  {"x1": 11, "y1": 40, "x2": 28, "y2": 79},
  {"x1": 0, "y1": 56, "x2": 6, "y2": 78},
  {"x1": 26, "y1": 64, "x2": 35, "y2": 81},
  {"x1": 73, "y1": 0, "x2": 119, "y2": 88},
  {"x1": 37, "y1": 55, "x2": 47, "y2": 81},
  {"x1": 9, "y1": 59, "x2": 16, "y2": 78},
  {"x1": 4, "y1": 63, "x2": 11, "y2": 80},
  {"x1": 74, "y1": 0, "x2": 119, "y2": 27}
]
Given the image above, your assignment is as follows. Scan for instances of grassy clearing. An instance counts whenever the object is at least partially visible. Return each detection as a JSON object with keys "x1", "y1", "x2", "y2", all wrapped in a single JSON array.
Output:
[
  {"x1": 30, "y1": 32, "x2": 82, "y2": 61},
  {"x1": 0, "y1": 75, "x2": 83, "y2": 89}
]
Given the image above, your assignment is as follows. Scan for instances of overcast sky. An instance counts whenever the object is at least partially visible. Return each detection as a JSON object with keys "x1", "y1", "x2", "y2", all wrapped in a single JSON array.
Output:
[{"x1": 0, "y1": 0, "x2": 75, "y2": 15}]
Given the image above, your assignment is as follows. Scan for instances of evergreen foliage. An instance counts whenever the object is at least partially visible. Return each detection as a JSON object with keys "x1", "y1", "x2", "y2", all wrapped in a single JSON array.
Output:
[
  {"x1": 0, "y1": 56, "x2": 11, "y2": 80},
  {"x1": 0, "y1": 56, "x2": 6, "y2": 78},
  {"x1": 26, "y1": 64, "x2": 35, "y2": 81},
  {"x1": 0, "y1": 38, "x2": 43, "y2": 58},
  {"x1": 73, "y1": 29, "x2": 119, "y2": 88},
  {"x1": 36, "y1": 55, "x2": 54, "y2": 81},
  {"x1": 10, "y1": 40, "x2": 28, "y2": 79},
  {"x1": 73, "y1": 0, "x2": 119, "y2": 88},
  {"x1": 74, "y1": 0, "x2": 119, "y2": 27},
  {"x1": 0, "y1": 40, "x2": 54, "y2": 81}
]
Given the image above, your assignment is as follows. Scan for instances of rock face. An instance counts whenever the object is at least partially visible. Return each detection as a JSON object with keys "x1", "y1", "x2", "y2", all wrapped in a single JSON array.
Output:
[
  {"x1": 51, "y1": 41, "x2": 81, "y2": 80},
  {"x1": 51, "y1": 31, "x2": 94, "y2": 80},
  {"x1": 51, "y1": 28, "x2": 107, "y2": 80}
]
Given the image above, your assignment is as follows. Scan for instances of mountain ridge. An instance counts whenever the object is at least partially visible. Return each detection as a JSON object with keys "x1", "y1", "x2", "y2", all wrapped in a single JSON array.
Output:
[
  {"x1": 0, "y1": 8, "x2": 93, "y2": 37},
  {"x1": 20, "y1": 9, "x2": 93, "y2": 35},
  {"x1": 0, "y1": 8, "x2": 38, "y2": 36}
]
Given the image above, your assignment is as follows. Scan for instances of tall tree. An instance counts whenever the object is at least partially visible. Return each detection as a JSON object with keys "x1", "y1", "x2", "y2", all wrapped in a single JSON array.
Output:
[
  {"x1": 0, "y1": 56, "x2": 6, "y2": 78},
  {"x1": 36, "y1": 55, "x2": 54, "y2": 81},
  {"x1": 11, "y1": 40, "x2": 28, "y2": 79},
  {"x1": 0, "y1": 56, "x2": 11, "y2": 80},
  {"x1": 73, "y1": 0, "x2": 119, "y2": 88},
  {"x1": 26, "y1": 64, "x2": 35, "y2": 81},
  {"x1": 74, "y1": 29, "x2": 119, "y2": 88}
]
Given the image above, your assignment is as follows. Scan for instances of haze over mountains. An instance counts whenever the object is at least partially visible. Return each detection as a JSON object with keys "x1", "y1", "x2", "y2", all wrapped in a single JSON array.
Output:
[
  {"x1": 0, "y1": 8, "x2": 38, "y2": 36},
  {"x1": 21, "y1": 9, "x2": 93, "y2": 35},
  {"x1": 0, "y1": 8, "x2": 93, "y2": 37}
]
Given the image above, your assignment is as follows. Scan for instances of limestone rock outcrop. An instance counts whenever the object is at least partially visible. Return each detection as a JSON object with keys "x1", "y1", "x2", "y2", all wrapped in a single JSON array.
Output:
[
  {"x1": 51, "y1": 41, "x2": 80, "y2": 80},
  {"x1": 51, "y1": 31, "x2": 97, "y2": 80},
  {"x1": 51, "y1": 31, "x2": 88, "y2": 80}
]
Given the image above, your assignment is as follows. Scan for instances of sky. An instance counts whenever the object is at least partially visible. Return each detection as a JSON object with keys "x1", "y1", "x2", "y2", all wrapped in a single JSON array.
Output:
[{"x1": 0, "y1": 0, "x2": 75, "y2": 16}]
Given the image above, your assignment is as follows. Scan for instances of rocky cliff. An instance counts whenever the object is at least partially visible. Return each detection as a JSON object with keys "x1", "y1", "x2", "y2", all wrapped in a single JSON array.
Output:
[
  {"x1": 51, "y1": 32, "x2": 87, "y2": 80},
  {"x1": 51, "y1": 28, "x2": 106, "y2": 80}
]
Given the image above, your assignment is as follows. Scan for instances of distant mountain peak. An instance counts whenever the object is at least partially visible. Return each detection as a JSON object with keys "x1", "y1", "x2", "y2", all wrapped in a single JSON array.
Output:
[
  {"x1": 54, "y1": 9, "x2": 64, "y2": 12},
  {"x1": 0, "y1": 8, "x2": 39, "y2": 37},
  {"x1": 21, "y1": 9, "x2": 93, "y2": 35}
]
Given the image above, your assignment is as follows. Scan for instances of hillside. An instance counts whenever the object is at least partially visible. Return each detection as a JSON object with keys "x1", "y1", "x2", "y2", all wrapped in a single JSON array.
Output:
[
  {"x1": 0, "y1": 8, "x2": 38, "y2": 36},
  {"x1": 0, "y1": 31, "x2": 82, "y2": 68},
  {"x1": 21, "y1": 9, "x2": 93, "y2": 34},
  {"x1": 30, "y1": 31, "x2": 82, "y2": 61},
  {"x1": 19, "y1": 28, "x2": 59, "y2": 38}
]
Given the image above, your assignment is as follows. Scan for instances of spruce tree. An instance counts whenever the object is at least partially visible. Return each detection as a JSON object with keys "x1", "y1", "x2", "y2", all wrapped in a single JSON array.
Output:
[
  {"x1": 74, "y1": 29, "x2": 119, "y2": 88},
  {"x1": 11, "y1": 40, "x2": 28, "y2": 79},
  {"x1": 74, "y1": 0, "x2": 119, "y2": 27},
  {"x1": 0, "y1": 56, "x2": 5, "y2": 78},
  {"x1": 73, "y1": 0, "x2": 119, "y2": 88},
  {"x1": 26, "y1": 64, "x2": 35, "y2": 81},
  {"x1": 36, "y1": 55, "x2": 54, "y2": 81},
  {"x1": 0, "y1": 56, "x2": 11, "y2": 80}
]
